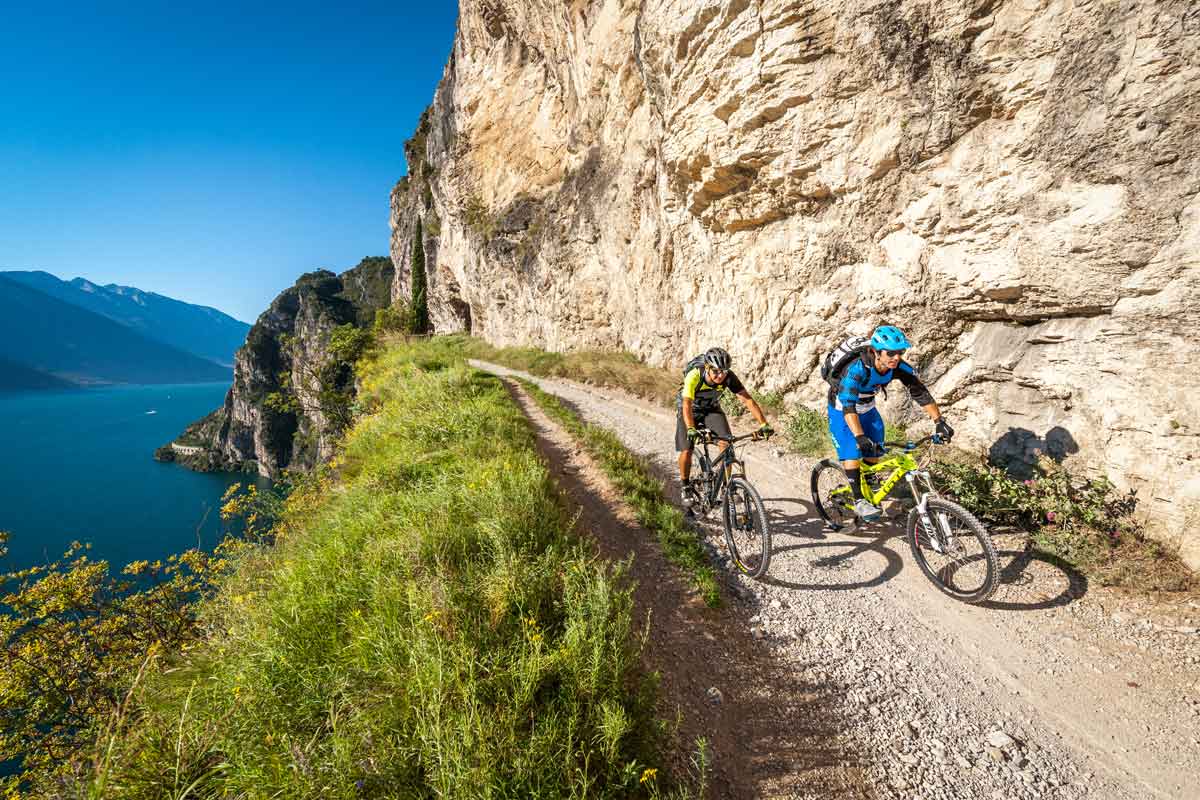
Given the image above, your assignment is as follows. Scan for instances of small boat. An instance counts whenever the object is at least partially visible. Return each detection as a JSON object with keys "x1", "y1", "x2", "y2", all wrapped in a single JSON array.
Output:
[{"x1": 146, "y1": 410, "x2": 157, "y2": 415}]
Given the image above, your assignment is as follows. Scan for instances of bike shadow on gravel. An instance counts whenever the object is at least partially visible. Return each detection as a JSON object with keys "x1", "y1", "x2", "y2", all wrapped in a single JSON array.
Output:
[
  {"x1": 760, "y1": 497, "x2": 907, "y2": 593},
  {"x1": 981, "y1": 538, "x2": 1089, "y2": 612}
]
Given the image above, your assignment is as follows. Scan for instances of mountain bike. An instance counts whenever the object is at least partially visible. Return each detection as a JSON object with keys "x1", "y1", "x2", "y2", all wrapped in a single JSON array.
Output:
[
  {"x1": 809, "y1": 436, "x2": 999, "y2": 604},
  {"x1": 688, "y1": 428, "x2": 772, "y2": 579}
]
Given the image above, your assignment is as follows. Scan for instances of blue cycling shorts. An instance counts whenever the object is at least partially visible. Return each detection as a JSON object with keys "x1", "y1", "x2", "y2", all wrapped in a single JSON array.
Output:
[{"x1": 827, "y1": 405, "x2": 885, "y2": 461}]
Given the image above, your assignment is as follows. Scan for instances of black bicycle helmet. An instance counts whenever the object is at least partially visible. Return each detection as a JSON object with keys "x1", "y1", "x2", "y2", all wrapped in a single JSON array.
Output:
[{"x1": 703, "y1": 347, "x2": 732, "y2": 371}]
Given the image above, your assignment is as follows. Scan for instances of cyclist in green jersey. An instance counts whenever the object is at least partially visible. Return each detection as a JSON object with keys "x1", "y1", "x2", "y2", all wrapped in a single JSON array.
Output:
[{"x1": 677, "y1": 347, "x2": 774, "y2": 507}]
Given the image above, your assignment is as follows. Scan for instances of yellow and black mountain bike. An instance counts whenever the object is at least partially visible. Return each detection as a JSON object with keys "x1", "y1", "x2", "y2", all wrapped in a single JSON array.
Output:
[
  {"x1": 810, "y1": 435, "x2": 999, "y2": 604},
  {"x1": 689, "y1": 428, "x2": 772, "y2": 579}
]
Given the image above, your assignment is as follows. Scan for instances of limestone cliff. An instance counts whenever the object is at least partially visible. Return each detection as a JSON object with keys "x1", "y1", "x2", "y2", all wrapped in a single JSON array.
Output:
[
  {"x1": 160, "y1": 257, "x2": 394, "y2": 477},
  {"x1": 391, "y1": 0, "x2": 1200, "y2": 565}
]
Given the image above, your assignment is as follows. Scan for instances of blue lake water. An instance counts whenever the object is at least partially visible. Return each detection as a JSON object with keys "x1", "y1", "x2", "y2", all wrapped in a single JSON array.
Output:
[{"x1": 0, "y1": 383, "x2": 260, "y2": 572}]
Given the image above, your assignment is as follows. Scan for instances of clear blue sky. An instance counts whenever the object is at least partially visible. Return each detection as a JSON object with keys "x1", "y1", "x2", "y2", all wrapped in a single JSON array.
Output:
[{"x1": 0, "y1": 1, "x2": 459, "y2": 323}]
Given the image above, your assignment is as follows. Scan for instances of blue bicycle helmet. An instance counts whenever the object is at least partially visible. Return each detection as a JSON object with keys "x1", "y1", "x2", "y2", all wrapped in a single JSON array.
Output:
[{"x1": 870, "y1": 325, "x2": 911, "y2": 352}]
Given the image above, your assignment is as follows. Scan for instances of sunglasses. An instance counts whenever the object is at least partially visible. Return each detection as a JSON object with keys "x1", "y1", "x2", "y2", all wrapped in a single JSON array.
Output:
[{"x1": 881, "y1": 349, "x2": 907, "y2": 358}]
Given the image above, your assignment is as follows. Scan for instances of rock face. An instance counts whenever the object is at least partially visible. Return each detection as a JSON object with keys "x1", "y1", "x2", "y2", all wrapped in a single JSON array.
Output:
[
  {"x1": 165, "y1": 257, "x2": 394, "y2": 478},
  {"x1": 391, "y1": 0, "x2": 1200, "y2": 566}
]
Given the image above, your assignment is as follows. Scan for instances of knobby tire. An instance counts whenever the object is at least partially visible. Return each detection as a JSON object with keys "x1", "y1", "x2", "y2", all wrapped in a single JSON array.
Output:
[
  {"x1": 906, "y1": 498, "x2": 999, "y2": 604},
  {"x1": 811, "y1": 459, "x2": 854, "y2": 531},
  {"x1": 723, "y1": 476, "x2": 771, "y2": 579}
]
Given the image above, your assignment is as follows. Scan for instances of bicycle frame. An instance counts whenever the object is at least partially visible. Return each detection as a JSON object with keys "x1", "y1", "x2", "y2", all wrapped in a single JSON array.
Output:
[
  {"x1": 827, "y1": 436, "x2": 942, "y2": 517},
  {"x1": 693, "y1": 433, "x2": 753, "y2": 510}
]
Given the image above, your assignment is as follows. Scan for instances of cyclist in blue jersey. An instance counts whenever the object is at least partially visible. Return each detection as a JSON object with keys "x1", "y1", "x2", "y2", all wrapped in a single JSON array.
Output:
[{"x1": 828, "y1": 325, "x2": 954, "y2": 521}]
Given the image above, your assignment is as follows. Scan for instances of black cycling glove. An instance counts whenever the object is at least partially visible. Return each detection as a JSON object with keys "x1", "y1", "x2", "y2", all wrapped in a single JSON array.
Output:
[
  {"x1": 935, "y1": 418, "x2": 954, "y2": 442},
  {"x1": 855, "y1": 435, "x2": 883, "y2": 459}
]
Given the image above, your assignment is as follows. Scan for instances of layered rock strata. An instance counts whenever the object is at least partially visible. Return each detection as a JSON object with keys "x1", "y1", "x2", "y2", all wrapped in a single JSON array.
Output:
[
  {"x1": 391, "y1": 0, "x2": 1200, "y2": 566},
  {"x1": 162, "y1": 257, "x2": 394, "y2": 477}
]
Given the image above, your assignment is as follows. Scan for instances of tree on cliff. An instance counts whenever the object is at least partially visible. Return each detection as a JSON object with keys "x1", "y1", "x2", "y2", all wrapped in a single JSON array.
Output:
[{"x1": 409, "y1": 220, "x2": 430, "y2": 334}]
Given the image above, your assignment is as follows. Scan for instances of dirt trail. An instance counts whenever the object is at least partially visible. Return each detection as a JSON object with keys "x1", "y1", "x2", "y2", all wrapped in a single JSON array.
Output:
[
  {"x1": 502, "y1": 378, "x2": 868, "y2": 798},
  {"x1": 476, "y1": 360, "x2": 1200, "y2": 800}
]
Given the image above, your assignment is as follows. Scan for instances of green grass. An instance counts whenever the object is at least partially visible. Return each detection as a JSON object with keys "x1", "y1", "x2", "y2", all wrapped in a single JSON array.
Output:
[
  {"x1": 719, "y1": 389, "x2": 785, "y2": 419},
  {"x1": 76, "y1": 340, "x2": 691, "y2": 799},
  {"x1": 437, "y1": 334, "x2": 681, "y2": 406},
  {"x1": 784, "y1": 405, "x2": 831, "y2": 458},
  {"x1": 517, "y1": 379, "x2": 722, "y2": 608}
]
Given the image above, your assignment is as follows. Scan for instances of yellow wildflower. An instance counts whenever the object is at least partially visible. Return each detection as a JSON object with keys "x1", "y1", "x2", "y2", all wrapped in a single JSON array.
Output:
[{"x1": 640, "y1": 768, "x2": 657, "y2": 785}]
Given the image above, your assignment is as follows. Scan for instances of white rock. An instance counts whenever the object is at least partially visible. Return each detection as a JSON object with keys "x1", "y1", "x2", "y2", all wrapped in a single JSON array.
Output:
[{"x1": 987, "y1": 730, "x2": 1017, "y2": 749}]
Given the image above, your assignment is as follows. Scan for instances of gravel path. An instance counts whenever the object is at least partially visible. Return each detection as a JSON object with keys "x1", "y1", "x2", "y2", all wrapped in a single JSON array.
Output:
[{"x1": 473, "y1": 360, "x2": 1200, "y2": 800}]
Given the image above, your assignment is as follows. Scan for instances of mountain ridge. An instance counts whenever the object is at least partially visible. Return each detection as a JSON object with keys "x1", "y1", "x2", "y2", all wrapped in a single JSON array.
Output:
[
  {"x1": 3, "y1": 270, "x2": 249, "y2": 367},
  {"x1": 0, "y1": 275, "x2": 233, "y2": 389}
]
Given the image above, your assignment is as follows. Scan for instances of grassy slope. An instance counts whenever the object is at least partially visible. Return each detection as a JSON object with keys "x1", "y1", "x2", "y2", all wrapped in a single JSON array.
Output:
[{"x1": 86, "y1": 339, "x2": 686, "y2": 799}]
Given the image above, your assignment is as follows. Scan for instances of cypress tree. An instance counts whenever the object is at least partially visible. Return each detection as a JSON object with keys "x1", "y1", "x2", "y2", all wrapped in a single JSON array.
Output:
[{"x1": 409, "y1": 219, "x2": 430, "y2": 334}]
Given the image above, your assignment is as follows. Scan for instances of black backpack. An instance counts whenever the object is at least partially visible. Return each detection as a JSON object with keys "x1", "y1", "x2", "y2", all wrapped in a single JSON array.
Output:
[
  {"x1": 681, "y1": 354, "x2": 707, "y2": 379},
  {"x1": 820, "y1": 335, "x2": 870, "y2": 387}
]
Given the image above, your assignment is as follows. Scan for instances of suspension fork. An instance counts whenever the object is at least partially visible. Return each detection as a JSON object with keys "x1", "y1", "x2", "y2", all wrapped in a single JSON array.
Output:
[{"x1": 906, "y1": 472, "x2": 948, "y2": 551}]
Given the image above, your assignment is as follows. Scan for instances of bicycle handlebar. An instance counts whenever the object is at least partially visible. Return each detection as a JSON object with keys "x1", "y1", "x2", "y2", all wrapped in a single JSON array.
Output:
[
  {"x1": 881, "y1": 434, "x2": 946, "y2": 451},
  {"x1": 696, "y1": 431, "x2": 765, "y2": 445}
]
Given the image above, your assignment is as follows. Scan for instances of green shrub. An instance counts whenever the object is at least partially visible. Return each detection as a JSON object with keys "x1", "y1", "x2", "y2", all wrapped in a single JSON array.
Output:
[
  {"x1": 785, "y1": 405, "x2": 831, "y2": 457},
  {"x1": 933, "y1": 455, "x2": 1193, "y2": 591},
  {"x1": 0, "y1": 535, "x2": 248, "y2": 793},
  {"x1": 464, "y1": 194, "x2": 498, "y2": 239},
  {"x1": 884, "y1": 421, "x2": 908, "y2": 443},
  {"x1": 371, "y1": 303, "x2": 415, "y2": 335},
  {"x1": 720, "y1": 389, "x2": 784, "y2": 419}
]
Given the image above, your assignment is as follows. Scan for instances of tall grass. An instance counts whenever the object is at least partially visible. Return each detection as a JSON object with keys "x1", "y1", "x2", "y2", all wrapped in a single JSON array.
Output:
[
  {"x1": 75, "y1": 340, "x2": 686, "y2": 798},
  {"x1": 441, "y1": 334, "x2": 680, "y2": 406},
  {"x1": 517, "y1": 379, "x2": 722, "y2": 608}
]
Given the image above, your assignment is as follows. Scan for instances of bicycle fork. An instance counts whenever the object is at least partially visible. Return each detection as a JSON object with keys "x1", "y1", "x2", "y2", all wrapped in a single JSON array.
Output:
[{"x1": 906, "y1": 472, "x2": 948, "y2": 554}]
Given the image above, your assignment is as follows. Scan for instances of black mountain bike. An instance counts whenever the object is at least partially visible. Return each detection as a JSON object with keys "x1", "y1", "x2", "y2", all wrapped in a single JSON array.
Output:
[{"x1": 688, "y1": 429, "x2": 772, "y2": 578}]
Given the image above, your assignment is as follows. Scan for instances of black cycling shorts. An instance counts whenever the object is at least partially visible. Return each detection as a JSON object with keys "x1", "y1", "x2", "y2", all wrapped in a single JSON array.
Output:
[{"x1": 675, "y1": 408, "x2": 732, "y2": 452}]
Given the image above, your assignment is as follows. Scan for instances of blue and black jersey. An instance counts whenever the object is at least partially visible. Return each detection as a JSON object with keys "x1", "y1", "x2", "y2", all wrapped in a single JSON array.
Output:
[{"x1": 828, "y1": 354, "x2": 933, "y2": 417}]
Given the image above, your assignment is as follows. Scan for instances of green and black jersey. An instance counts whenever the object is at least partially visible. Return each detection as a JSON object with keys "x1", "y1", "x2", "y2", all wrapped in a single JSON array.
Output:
[{"x1": 678, "y1": 367, "x2": 745, "y2": 411}]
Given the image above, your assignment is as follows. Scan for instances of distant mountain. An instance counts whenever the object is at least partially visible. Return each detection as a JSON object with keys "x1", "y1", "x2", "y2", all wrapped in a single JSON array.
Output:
[
  {"x1": 0, "y1": 275, "x2": 233, "y2": 388},
  {"x1": 2, "y1": 271, "x2": 249, "y2": 367},
  {"x1": 0, "y1": 357, "x2": 77, "y2": 392}
]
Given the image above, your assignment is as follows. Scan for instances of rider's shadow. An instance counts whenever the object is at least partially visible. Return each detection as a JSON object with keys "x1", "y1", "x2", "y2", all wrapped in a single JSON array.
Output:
[
  {"x1": 760, "y1": 496, "x2": 906, "y2": 592},
  {"x1": 763, "y1": 496, "x2": 829, "y2": 540},
  {"x1": 981, "y1": 538, "x2": 1089, "y2": 611}
]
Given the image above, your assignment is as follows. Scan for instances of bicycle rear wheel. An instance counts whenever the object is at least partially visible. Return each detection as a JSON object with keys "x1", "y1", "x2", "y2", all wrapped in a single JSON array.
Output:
[
  {"x1": 723, "y1": 476, "x2": 771, "y2": 578},
  {"x1": 906, "y1": 498, "x2": 999, "y2": 604},
  {"x1": 811, "y1": 459, "x2": 855, "y2": 531}
]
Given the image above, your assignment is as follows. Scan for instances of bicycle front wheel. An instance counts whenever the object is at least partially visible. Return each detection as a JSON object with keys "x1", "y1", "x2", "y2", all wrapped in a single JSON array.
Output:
[
  {"x1": 811, "y1": 459, "x2": 855, "y2": 531},
  {"x1": 723, "y1": 476, "x2": 771, "y2": 579},
  {"x1": 906, "y1": 498, "x2": 999, "y2": 604}
]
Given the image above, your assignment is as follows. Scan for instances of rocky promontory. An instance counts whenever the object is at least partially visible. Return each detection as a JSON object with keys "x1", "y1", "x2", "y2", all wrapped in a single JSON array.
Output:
[{"x1": 159, "y1": 257, "x2": 394, "y2": 477}]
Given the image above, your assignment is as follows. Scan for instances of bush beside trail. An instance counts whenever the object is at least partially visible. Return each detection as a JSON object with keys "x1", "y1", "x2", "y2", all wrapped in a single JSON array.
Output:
[{"x1": 9, "y1": 338, "x2": 689, "y2": 798}]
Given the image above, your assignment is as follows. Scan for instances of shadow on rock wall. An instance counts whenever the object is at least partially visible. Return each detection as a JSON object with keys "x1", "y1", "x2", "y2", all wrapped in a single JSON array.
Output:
[{"x1": 988, "y1": 426, "x2": 1079, "y2": 479}]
